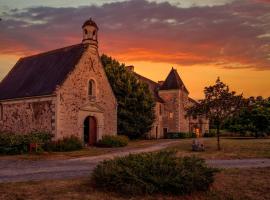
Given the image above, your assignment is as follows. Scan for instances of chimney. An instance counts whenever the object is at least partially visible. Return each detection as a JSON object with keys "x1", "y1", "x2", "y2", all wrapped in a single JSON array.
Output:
[{"x1": 126, "y1": 65, "x2": 134, "y2": 71}]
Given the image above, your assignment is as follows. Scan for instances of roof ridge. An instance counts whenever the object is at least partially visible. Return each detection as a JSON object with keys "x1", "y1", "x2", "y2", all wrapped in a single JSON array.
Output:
[
  {"x1": 21, "y1": 43, "x2": 86, "y2": 60},
  {"x1": 133, "y1": 72, "x2": 158, "y2": 85}
]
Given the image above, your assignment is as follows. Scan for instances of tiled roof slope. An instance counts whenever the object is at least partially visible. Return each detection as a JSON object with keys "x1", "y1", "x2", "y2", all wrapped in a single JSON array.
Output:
[
  {"x1": 159, "y1": 68, "x2": 189, "y2": 93},
  {"x1": 133, "y1": 72, "x2": 164, "y2": 103},
  {"x1": 0, "y1": 43, "x2": 88, "y2": 100}
]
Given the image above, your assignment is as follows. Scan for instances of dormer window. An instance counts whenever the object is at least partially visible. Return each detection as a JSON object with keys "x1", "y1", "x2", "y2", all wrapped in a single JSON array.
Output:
[{"x1": 88, "y1": 79, "x2": 96, "y2": 96}]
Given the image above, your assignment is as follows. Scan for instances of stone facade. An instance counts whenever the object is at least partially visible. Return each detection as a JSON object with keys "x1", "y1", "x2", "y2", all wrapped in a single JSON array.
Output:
[{"x1": 55, "y1": 45, "x2": 117, "y2": 141}]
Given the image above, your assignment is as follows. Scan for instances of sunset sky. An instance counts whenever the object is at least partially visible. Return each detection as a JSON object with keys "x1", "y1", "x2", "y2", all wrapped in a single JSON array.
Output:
[{"x1": 0, "y1": 0, "x2": 269, "y2": 99}]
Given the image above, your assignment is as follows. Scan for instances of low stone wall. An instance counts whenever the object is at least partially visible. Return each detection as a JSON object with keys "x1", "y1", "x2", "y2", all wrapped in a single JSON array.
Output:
[{"x1": 0, "y1": 97, "x2": 55, "y2": 134}]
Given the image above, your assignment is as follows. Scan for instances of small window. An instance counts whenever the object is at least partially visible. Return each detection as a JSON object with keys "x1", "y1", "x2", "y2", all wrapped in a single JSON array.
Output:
[
  {"x1": 88, "y1": 80, "x2": 96, "y2": 96},
  {"x1": 93, "y1": 30, "x2": 96, "y2": 36},
  {"x1": 0, "y1": 104, "x2": 3, "y2": 120},
  {"x1": 84, "y1": 29, "x2": 88, "y2": 34},
  {"x1": 169, "y1": 112, "x2": 173, "y2": 119}
]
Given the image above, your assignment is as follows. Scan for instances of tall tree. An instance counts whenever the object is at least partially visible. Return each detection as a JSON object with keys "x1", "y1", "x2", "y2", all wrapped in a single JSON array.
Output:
[
  {"x1": 187, "y1": 78, "x2": 245, "y2": 150},
  {"x1": 101, "y1": 54, "x2": 156, "y2": 139}
]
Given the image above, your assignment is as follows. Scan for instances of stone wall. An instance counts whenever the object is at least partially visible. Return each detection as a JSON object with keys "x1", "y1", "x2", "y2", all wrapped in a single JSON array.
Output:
[
  {"x1": 178, "y1": 89, "x2": 190, "y2": 133},
  {"x1": 55, "y1": 45, "x2": 117, "y2": 140},
  {"x1": 148, "y1": 102, "x2": 163, "y2": 139},
  {"x1": 0, "y1": 97, "x2": 55, "y2": 134},
  {"x1": 159, "y1": 90, "x2": 181, "y2": 132}
]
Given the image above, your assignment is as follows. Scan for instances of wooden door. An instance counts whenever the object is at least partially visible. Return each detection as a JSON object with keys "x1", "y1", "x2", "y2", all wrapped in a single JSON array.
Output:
[{"x1": 89, "y1": 117, "x2": 97, "y2": 145}]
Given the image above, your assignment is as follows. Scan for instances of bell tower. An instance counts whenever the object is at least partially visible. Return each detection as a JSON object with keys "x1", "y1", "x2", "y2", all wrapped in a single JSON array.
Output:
[{"x1": 82, "y1": 18, "x2": 98, "y2": 47}]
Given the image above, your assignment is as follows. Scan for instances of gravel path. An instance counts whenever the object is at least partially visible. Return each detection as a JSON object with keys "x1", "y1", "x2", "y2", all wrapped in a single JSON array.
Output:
[{"x1": 0, "y1": 140, "x2": 270, "y2": 183}]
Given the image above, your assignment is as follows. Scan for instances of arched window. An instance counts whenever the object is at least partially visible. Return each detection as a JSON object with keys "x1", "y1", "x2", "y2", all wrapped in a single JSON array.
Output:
[
  {"x1": 0, "y1": 104, "x2": 3, "y2": 121},
  {"x1": 88, "y1": 80, "x2": 96, "y2": 96},
  {"x1": 84, "y1": 29, "x2": 88, "y2": 35}
]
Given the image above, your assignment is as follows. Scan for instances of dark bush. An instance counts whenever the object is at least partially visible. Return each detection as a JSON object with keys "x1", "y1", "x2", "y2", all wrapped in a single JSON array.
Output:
[
  {"x1": 92, "y1": 150, "x2": 218, "y2": 195},
  {"x1": 0, "y1": 132, "x2": 53, "y2": 155},
  {"x1": 96, "y1": 135, "x2": 129, "y2": 147},
  {"x1": 203, "y1": 130, "x2": 216, "y2": 137},
  {"x1": 44, "y1": 135, "x2": 83, "y2": 152},
  {"x1": 165, "y1": 132, "x2": 195, "y2": 139}
]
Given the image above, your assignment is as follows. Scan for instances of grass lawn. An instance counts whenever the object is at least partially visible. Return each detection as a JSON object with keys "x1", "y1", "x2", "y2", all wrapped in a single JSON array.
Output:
[
  {"x1": 0, "y1": 139, "x2": 166, "y2": 160},
  {"x1": 1, "y1": 137, "x2": 269, "y2": 160},
  {"x1": 1, "y1": 167, "x2": 269, "y2": 200},
  {"x1": 168, "y1": 137, "x2": 270, "y2": 159}
]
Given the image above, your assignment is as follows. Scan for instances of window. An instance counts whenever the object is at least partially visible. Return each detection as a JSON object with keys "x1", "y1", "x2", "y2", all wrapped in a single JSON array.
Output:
[
  {"x1": 84, "y1": 29, "x2": 88, "y2": 34},
  {"x1": 93, "y1": 30, "x2": 96, "y2": 36},
  {"x1": 0, "y1": 104, "x2": 3, "y2": 121},
  {"x1": 88, "y1": 80, "x2": 96, "y2": 96}
]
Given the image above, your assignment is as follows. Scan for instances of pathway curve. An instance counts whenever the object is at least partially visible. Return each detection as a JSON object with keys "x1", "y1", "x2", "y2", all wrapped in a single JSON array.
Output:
[{"x1": 0, "y1": 140, "x2": 270, "y2": 183}]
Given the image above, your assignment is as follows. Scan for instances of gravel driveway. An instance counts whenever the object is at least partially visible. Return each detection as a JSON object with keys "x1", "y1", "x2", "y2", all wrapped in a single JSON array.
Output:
[{"x1": 0, "y1": 140, "x2": 270, "y2": 183}]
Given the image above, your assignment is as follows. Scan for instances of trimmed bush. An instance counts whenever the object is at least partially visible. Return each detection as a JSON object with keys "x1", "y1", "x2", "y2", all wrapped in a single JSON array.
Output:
[
  {"x1": 204, "y1": 129, "x2": 216, "y2": 137},
  {"x1": 96, "y1": 135, "x2": 128, "y2": 148},
  {"x1": 44, "y1": 135, "x2": 83, "y2": 152},
  {"x1": 92, "y1": 150, "x2": 218, "y2": 195},
  {"x1": 165, "y1": 132, "x2": 195, "y2": 139},
  {"x1": 0, "y1": 132, "x2": 53, "y2": 155}
]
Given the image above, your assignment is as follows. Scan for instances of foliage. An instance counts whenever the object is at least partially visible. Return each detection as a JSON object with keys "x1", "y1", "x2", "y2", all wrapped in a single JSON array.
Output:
[
  {"x1": 96, "y1": 135, "x2": 129, "y2": 147},
  {"x1": 44, "y1": 136, "x2": 83, "y2": 152},
  {"x1": 0, "y1": 132, "x2": 53, "y2": 155},
  {"x1": 92, "y1": 150, "x2": 218, "y2": 196},
  {"x1": 223, "y1": 96, "x2": 270, "y2": 138},
  {"x1": 186, "y1": 78, "x2": 245, "y2": 150},
  {"x1": 101, "y1": 54, "x2": 156, "y2": 139},
  {"x1": 165, "y1": 132, "x2": 195, "y2": 139},
  {"x1": 204, "y1": 129, "x2": 216, "y2": 137}
]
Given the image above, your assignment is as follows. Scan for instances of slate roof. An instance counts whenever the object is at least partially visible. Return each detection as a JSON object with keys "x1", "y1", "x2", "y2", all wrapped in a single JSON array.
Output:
[
  {"x1": 159, "y1": 68, "x2": 189, "y2": 93},
  {"x1": 133, "y1": 72, "x2": 164, "y2": 103},
  {"x1": 0, "y1": 43, "x2": 88, "y2": 100}
]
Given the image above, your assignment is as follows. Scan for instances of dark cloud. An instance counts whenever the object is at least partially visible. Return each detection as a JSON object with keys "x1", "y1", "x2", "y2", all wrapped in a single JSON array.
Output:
[{"x1": 0, "y1": 0, "x2": 269, "y2": 69}]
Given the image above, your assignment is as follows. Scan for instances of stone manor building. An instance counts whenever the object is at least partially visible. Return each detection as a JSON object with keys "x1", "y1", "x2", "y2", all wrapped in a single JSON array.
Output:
[{"x1": 0, "y1": 19, "x2": 208, "y2": 144}]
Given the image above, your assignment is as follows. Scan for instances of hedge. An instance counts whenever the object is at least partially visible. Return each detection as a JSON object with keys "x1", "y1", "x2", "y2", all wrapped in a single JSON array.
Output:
[
  {"x1": 92, "y1": 150, "x2": 218, "y2": 195},
  {"x1": 165, "y1": 132, "x2": 196, "y2": 139},
  {"x1": 96, "y1": 135, "x2": 129, "y2": 148}
]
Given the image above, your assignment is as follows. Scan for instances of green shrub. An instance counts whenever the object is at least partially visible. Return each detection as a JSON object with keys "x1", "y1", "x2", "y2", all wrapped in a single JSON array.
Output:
[
  {"x1": 0, "y1": 132, "x2": 53, "y2": 155},
  {"x1": 28, "y1": 132, "x2": 53, "y2": 144},
  {"x1": 44, "y1": 135, "x2": 83, "y2": 152},
  {"x1": 96, "y1": 135, "x2": 129, "y2": 148},
  {"x1": 165, "y1": 132, "x2": 195, "y2": 139},
  {"x1": 204, "y1": 130, "x2": 216, "y2": 137},
  {"x1": 92, "y1": 150, "x2": 218, "y2": 195}
]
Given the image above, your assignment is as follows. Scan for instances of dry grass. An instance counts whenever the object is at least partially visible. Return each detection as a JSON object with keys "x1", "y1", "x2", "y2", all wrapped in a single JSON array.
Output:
[
  {"x1": 0, "y1": 139, "x2": 166, "y2": 161},
  {"x1": 1, "y1": 137, "x2": 269, "y2": 161},
  {"x1": 169, "y1": 137, "x2": 270, "y2": 159},
  {"x1": 1, "y1": 168, "x2": 269, "y2": 200}
]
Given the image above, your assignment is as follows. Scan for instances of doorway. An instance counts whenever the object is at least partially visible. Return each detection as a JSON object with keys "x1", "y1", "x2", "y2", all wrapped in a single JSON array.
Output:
[{"x1": 83, "y1": 116, "x2": 97, "y2": 145}]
